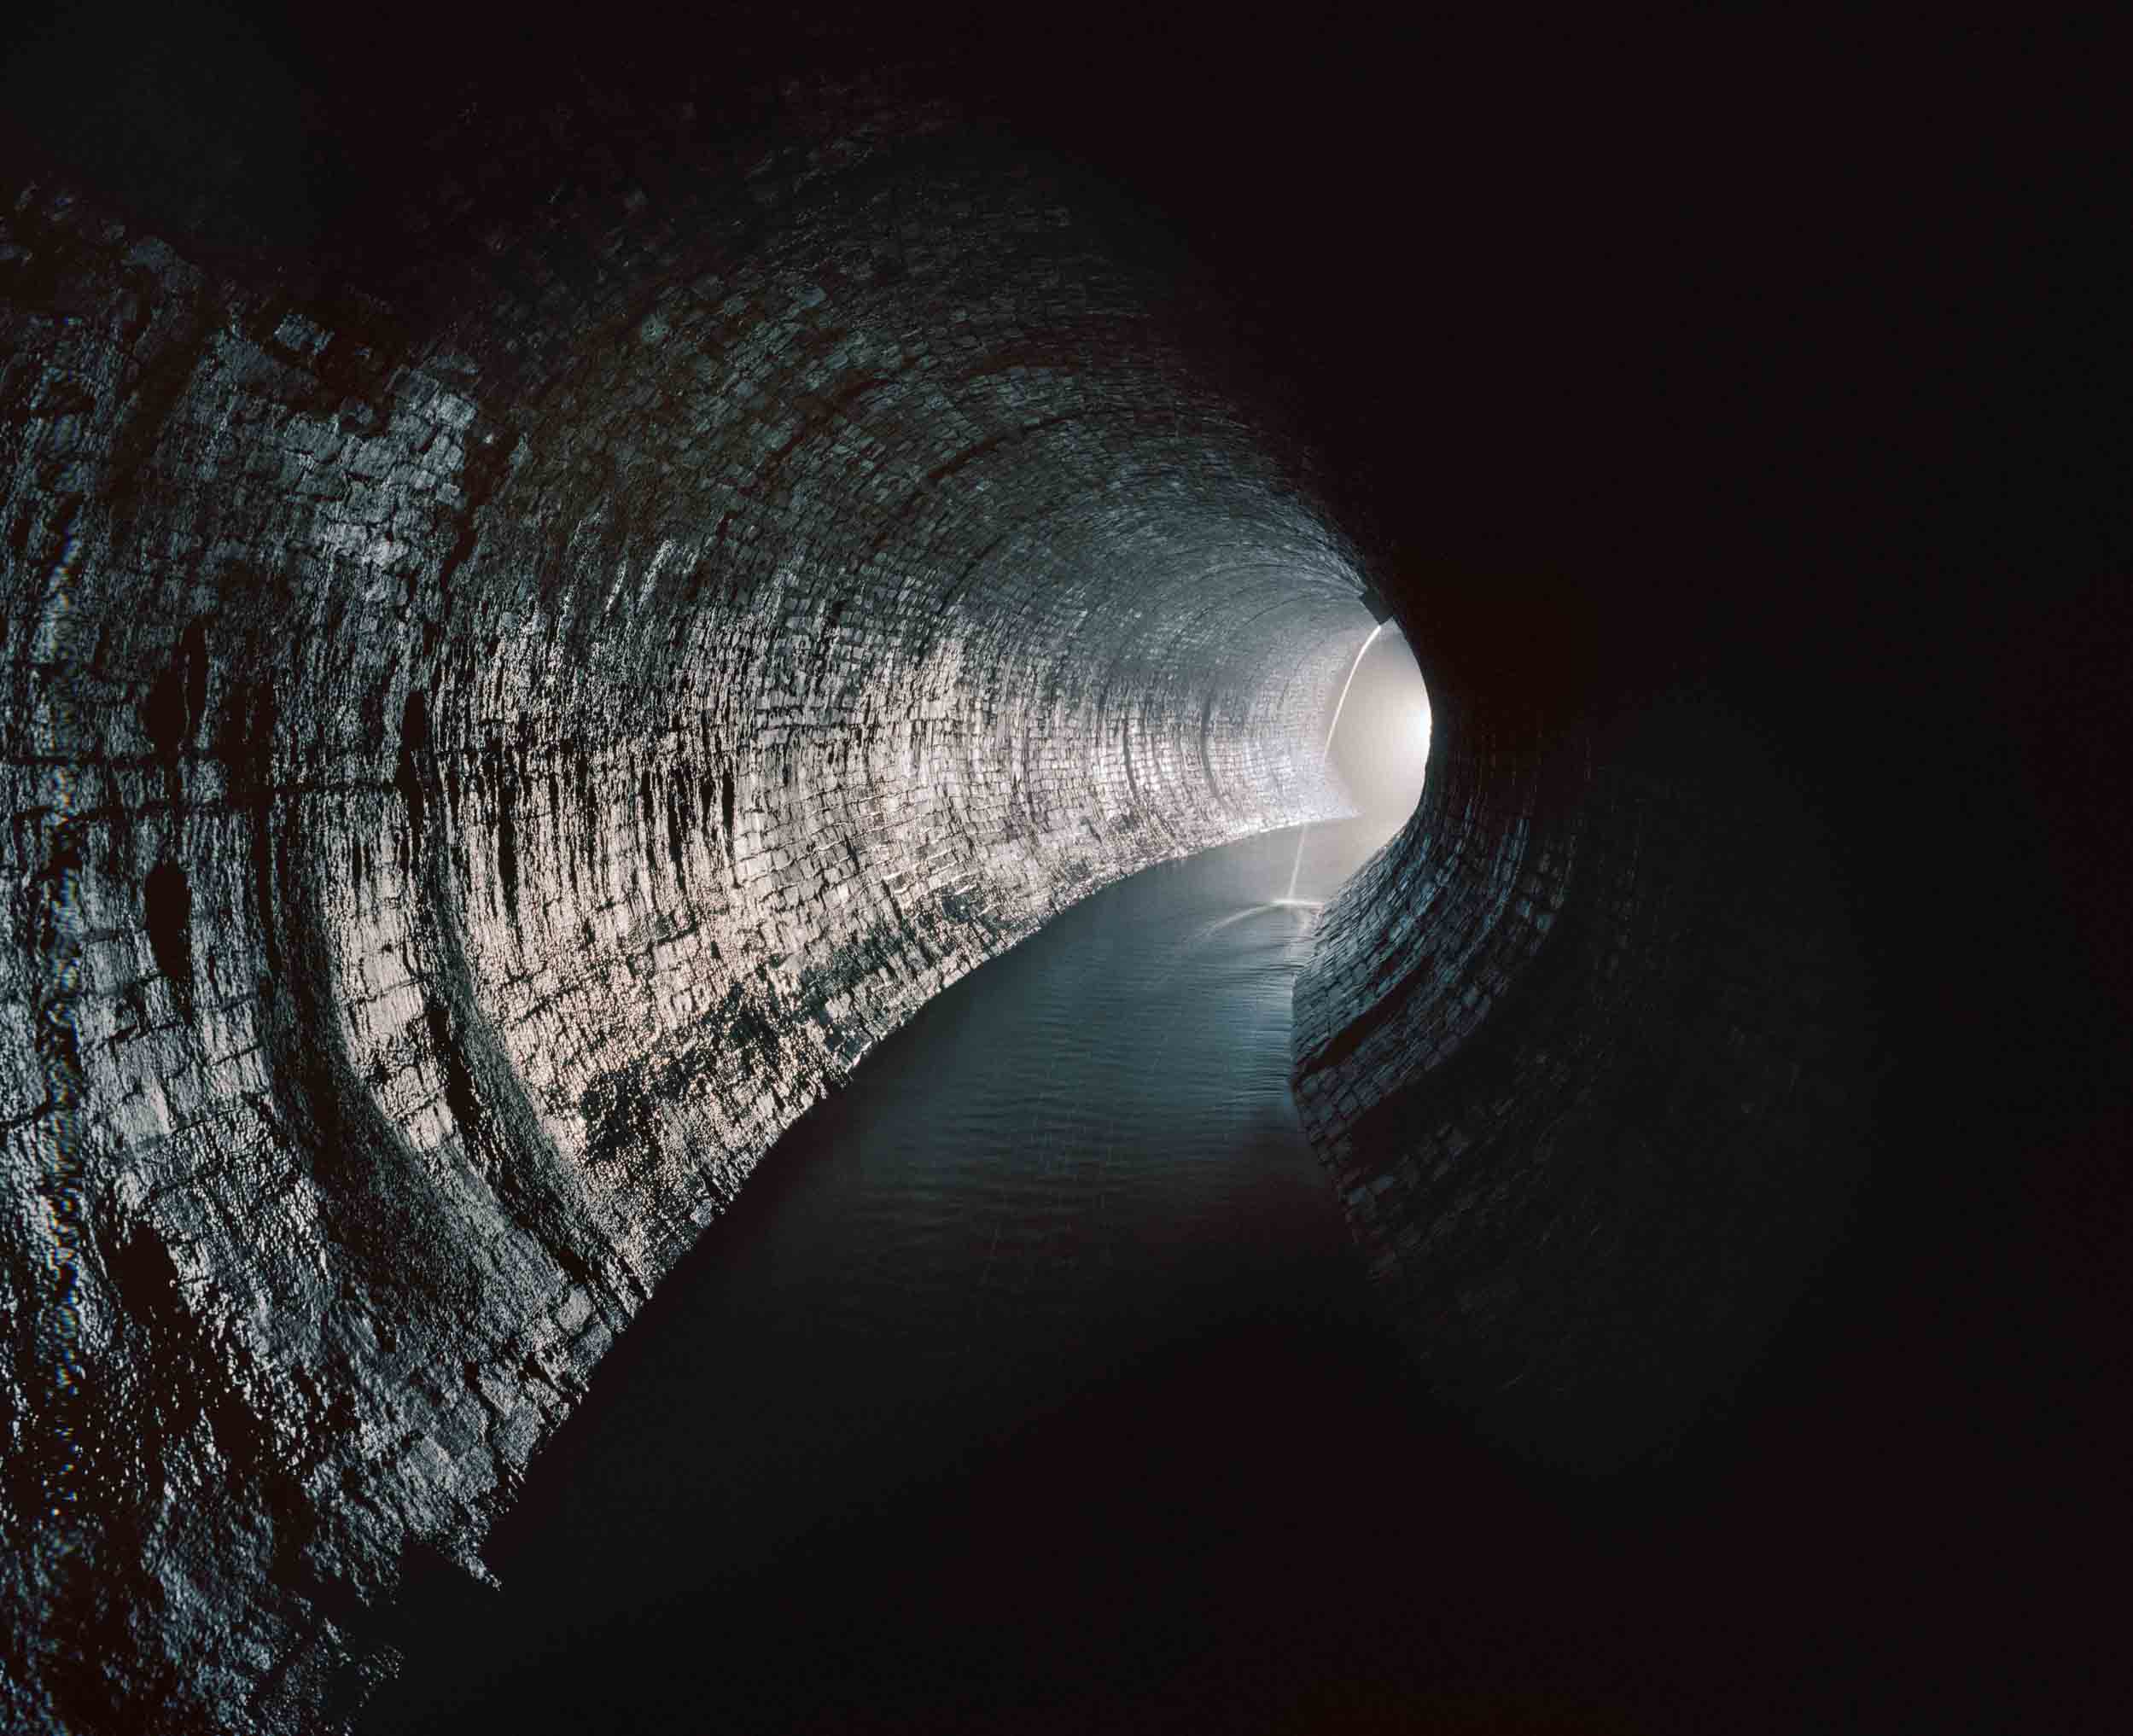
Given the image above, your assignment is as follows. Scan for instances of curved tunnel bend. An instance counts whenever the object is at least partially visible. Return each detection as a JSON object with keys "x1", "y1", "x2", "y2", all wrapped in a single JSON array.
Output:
[
  {"x1": 0, "y1": 71, "x2": 1876, "y2": 1736},
  {"x1": 0, "y1": 88, "x2": 1398, "y2": 1729}
]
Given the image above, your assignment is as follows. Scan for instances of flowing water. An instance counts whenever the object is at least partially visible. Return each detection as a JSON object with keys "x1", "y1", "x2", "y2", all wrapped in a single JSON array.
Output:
[
  {"x1": 361, "y1": 813, "x2": 1885, "y2": 1735},
  {"x1": 363, "y1": 818, "x2": 1466, "y2": 1732}
]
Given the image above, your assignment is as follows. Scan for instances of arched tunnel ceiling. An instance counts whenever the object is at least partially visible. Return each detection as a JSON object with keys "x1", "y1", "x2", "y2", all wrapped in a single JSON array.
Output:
[
  {"x1": 0, "y1": 55, "x2": 1388, "y2": 1734},
  {"x1": 1, "y1": 9, "x2": 2124, "y2": 1734}
]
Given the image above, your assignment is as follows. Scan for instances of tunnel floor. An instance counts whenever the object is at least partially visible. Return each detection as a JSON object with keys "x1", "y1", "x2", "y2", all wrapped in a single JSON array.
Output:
[{"x1": 354, "y1": 824, "x2": 1910, "y2": 1735}]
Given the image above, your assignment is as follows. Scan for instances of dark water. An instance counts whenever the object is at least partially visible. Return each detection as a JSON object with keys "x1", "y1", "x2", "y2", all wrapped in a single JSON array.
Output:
[{"x1": 361, "y1": 819, "x2": 1886, "y2": 1735}]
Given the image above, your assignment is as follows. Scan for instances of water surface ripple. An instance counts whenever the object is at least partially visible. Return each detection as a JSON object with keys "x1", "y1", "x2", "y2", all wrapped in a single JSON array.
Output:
[{"x1": 369, "y1": 822, "x2": 1501, "y2": 1733}]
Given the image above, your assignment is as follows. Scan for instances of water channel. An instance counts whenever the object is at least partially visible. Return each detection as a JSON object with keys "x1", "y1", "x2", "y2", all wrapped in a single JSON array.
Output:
[{"x1": 359, "y1": 818, "x2": 1559, "y2": 1729}]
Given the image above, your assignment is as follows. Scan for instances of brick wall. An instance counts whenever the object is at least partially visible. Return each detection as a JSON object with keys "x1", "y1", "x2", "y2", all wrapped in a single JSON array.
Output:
[
  {"x1": 1294, "y1": 689, "x2": 1874, "y2": 1470},
  {"x1": 0, "y1": 90, "x2": 1375, "y2": 1732}
]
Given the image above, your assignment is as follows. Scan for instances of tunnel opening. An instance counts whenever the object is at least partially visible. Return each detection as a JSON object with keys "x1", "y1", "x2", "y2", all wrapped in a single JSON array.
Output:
[
  {"x1": 1321, "y1": 625, "x2": 1431, "y2": 828},
  {"x1": 1279, "y1": 621, "x2": 1432, "y2": 909}
]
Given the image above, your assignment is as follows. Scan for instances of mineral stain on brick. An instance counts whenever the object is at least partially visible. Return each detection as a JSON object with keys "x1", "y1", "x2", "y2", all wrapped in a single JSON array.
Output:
[
  {"x1": 139, "y1": 859, "x2": 193, "y2": 1017},
  {"x1": 0, "y1": 84, "x2": 1372, "y2": 1729}
]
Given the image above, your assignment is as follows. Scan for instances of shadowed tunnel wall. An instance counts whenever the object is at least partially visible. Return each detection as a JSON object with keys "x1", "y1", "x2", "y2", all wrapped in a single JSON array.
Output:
[{"x1": 3, "y1": 15, "x2": 2121, "y2": 1736}]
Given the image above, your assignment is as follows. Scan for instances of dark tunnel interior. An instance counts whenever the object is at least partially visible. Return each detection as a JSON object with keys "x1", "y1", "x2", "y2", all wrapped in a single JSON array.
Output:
[{"x1": 0, "y1": 6, "x2": 2124, "y2": 1733}]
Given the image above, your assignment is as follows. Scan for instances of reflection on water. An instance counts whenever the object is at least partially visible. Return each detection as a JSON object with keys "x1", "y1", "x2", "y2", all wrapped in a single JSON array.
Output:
[
  {"x1": 369, "y1": 818, "x2": 1425, "y2": 1732},
  {"x1": 363, "y1": 810, "x2": 1900, "y2": 1736}
]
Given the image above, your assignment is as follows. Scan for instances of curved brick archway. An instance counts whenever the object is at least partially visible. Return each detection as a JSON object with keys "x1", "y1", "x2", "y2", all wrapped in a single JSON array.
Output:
[
  {"x1": 1, "y1": 84, "x2": 1390, "y2": 1728},
  {"x1": 0, "y1": 14, "x2": 2118, "y2": 1734}
]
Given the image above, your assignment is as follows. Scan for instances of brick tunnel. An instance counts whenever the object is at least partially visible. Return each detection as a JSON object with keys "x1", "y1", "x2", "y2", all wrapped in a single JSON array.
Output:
[{"x1": 1, "y1": 10, "x2": 2122, "y2": 1735}]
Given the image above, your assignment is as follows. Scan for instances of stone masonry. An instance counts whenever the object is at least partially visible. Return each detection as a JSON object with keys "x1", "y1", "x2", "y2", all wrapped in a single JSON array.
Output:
[
  {"x1": 0, "y1": 83, "x2": 1372, "y2": 1731},
  {"x1": 3, "y1": 20, "x2": 2113, "y2": 1736}
]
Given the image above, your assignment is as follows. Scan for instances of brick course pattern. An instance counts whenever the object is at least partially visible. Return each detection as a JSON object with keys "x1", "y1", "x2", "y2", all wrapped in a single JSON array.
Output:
[
  {"x1": 1293, "y1": 691, "x2": 1874, "y2": 1470},
  {"x1": 0, "y1": 87, "x2": 1374, "y2": 1733}
]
